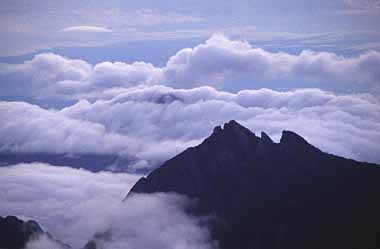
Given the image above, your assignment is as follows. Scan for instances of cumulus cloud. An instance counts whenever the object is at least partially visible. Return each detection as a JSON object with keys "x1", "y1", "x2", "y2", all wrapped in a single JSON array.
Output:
[
  {"x1": 0, "y1": 101, "x2": 130, "y2": 155},
  {"x1": 1, "y1": 35, "x2": 380, "y2": 100},
  {"x1": 0, "y1": 36, "x2": 379, "y2": 167},
  {"x1": 1, "y1": 85, "x2": 379, "y2": 168},
  {"x1": 0, "y1": 163, "x2": 215, "y2": 249},
  {"x1": 59, "y1": 85, "x2": 380, "y2": 164},
  {"x1": 60, "y1": 26, "x2": 112, "y2": 33},
  {"x1": 163, "y1": 34, "x2": 380, "y2": 87}
]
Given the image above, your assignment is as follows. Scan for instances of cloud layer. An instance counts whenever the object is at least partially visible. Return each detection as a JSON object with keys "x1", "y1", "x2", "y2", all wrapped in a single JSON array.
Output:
[
  {"x1": 1, "y1": 35, "x2": 380, "y2": 100},
  {"x1": 0, "y1": 163, "x2": 215, "y2": 249},
  {"x1": 0, "y1": 35, "x2": 379, "y2": 169},
  {"x1": 0, "y1": 163, "x2": 140, "y2": 248},
  {"x1": 1, "y1": 85, "x2": 380, "y2": 169}
]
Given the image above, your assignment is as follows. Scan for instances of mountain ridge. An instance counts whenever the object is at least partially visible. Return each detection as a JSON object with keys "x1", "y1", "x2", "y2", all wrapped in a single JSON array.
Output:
[
  {"x1": 128, "y1": 120, "x2": 380, "y2": 249},
  {"x1": 0, "y1": 215, "x2": 70, "y2": 249}
]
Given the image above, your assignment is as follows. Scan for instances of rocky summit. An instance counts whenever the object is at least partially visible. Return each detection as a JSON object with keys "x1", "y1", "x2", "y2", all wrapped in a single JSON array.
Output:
[{"x1": 129, "y1": 120, "x2": 380, "y2": 249}]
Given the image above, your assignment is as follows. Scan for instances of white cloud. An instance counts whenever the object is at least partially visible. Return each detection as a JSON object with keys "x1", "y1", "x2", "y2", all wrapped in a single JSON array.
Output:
[
  {"x1": 0, "y1": 101, "x2": 131, "y2": 155},
  {"x1": 60, "y1": 26, "x2": 112, "y2": 33},
  {"x1": 25, "y1": 234, "x2": 68, "y2": 249},
  {"x1": 0, "y1": 163, "x2": 140, "y2": 248},
  {"x1": 0, "y1": 36, "x2": 379, "y2": 167},
  {"x1": 89, "y1": 193, "x2": 216, "y2": 249},
  {"x1": 1, "y1": 35, "x2": 380, "y2": 98},
  {"x1": 163, "y1": 34, "x2": 380, "y2": 87},
  {"x1": 0, "y1": 163, "x2": 215, "y2": 249},
  {"x1": 343, "y1": 0, "x2": 380, "y2": 14},
  {"x1": 59, "y1": 85, "x2": 380, "y2": 164},
  {"x1": 1, "y1": 85, "x2": 379, "y2": 167}
]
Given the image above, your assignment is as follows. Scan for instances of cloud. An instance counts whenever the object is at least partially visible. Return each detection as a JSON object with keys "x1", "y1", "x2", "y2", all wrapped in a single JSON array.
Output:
[
  {"x1": 1, "y1": 85, "x2": 379, "y2": 168},
  {"x1": 0, "y1": 101, "x2": 131, "y2": 155},
  {"x1": 0, "y1": 36, "x2": 379, "y2": 167},
  {"x1": 25, "y1": 234, "x2": 68, "y2": 249},
  {"x1": 89, "y1": 193, "x2": 216, "y2": 249},
  {"x1": 343, "y1": 0, "x2": 380, "y2": 15},
  {"x1": 0, "y1": 1, "x2": 206, "y2": 56},
  {"x1": 163, "y1": 34, "x2": 380, "y2": 87},
  {"x1": 59, "y1": 85, "x2": 380, "y2": 164},
  {"x1": 1, "y1": 35, "x2": 380, "y2": 98},
  {"x1": 0, "y1": 163, "x2": 215, "y2": 249},
  {"x1": 60, "y1": 26, "x2": 112, "y2": 33},
  {"x1": 0, "y1": 163, "x2": 140, "y2": 248}
]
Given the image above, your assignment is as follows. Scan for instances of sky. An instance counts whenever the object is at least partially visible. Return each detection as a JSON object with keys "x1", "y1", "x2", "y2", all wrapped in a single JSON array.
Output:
[
  {"x1": 0, "y1": 1, "x2": 380, "y2": 248},
  {"x1": 1, "y1": 0, "x2": 380, "y2": 58}
]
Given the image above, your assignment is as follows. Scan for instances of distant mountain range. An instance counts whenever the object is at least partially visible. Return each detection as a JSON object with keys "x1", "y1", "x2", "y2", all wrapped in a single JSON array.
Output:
[
  {"x1": 0, "y1": 152, "x2": 141, "y2": 173},
  {"x1": 129, "y1": 120, "x2": 380, "y2": 249}
]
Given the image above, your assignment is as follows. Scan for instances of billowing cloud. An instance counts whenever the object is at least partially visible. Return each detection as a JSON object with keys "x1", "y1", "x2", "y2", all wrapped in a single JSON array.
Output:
[
  {"x1": 89, "y1": 193, "x2": 216, "y2": 249},
  {"x1": 0, "y1": 163, "x2": 215, "y2": 249},
  {"x1": 1, "y1": 85, "x2": 379, "y2": 168},
  {"x1": 163, "y1": 34, "x2": 380, "y2": 87},
  {"x1": 1, "y1": 35, "x2": 380, "y2": 100},
  {"x1": 0, "y1": 101, "x2": 130, "y2": 155}
]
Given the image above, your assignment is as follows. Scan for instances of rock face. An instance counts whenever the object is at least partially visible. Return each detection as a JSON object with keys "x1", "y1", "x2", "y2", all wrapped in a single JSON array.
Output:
[
  {"x1": 0, "y1": 215, "x2": 70, "y2": 249},
  {"x1": 129, "y1": 120, "x2": 380, "y2": 249},
  {"x1": 0, "y1": 215, "x2": 43, "y2": 249}
]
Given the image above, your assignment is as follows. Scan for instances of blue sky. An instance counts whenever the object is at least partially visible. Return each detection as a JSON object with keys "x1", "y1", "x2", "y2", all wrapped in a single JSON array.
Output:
[{"x1": 1, "y1": 0, "x2": 380, "y2": 58}]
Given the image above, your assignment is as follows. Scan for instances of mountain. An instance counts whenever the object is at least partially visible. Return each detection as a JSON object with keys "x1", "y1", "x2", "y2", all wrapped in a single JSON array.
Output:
[
  {"x1": 129, "y1": 120, "x2": 380, "y2": 249},
  {"x1": 0, "y1": 215, "x2": 70, "y2": 249},
  {"x1": 0, "y1": 216, "x2": 43, "y2": 249}
]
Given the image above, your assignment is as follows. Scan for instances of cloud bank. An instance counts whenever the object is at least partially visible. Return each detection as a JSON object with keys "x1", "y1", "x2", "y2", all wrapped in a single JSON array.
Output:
[
  {"x1": 0, "y1": 35, "x2": 379, "y2": 169},
  {"x1": 0, "y1": 163, "x2": 140, "y2": 248},
  {"x1": 1, "y1": 35, "x2": 380, "y2": 100},
  {"x1": 1, "y1": 85, "x2": 379, "y2": 168},
  {"x1": 0, "y1": 163, "x2": 215, "y2": 249}
]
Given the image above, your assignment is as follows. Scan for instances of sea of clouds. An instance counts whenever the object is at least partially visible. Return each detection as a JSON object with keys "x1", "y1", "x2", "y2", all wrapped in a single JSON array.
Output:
[
  {"x1": 1, "y1": 85, "x2": 379, "y2": 169},
  {"x1": 0, "y1": 163, "x2": 216, "y2": 249},
  {"x1": 1, "y1": 35, "x2": 379, "y2": 169}
]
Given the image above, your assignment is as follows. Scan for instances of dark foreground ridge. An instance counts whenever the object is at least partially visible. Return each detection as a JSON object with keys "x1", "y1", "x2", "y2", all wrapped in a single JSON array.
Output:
[
  {"x1": 129, "y1": 120, "x2": 380, "y2": 249},
  {"x1": 0, "y1": 215, "x2": 70, "y2": 249}
]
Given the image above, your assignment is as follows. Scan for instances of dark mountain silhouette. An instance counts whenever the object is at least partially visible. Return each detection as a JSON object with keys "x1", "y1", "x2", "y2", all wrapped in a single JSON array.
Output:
[
  {"x1": 0, "y1": 215, "x2": 70, "y2": 249},
  {"x1": 129, "y1": 120, "x2": 380, "y2": 249}
]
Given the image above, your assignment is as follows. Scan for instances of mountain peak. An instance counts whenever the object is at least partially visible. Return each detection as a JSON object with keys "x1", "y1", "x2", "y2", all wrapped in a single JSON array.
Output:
[
  {"x1": 127, "y1": 121, "x2": 380, "y2": 249},
  {"x1": 280, "y1": 130, "x2": 306, "y2": 143},
  {"x1": 212, "y1": 125, "x2": 222, "y2": 134},
  {"x1": 212, "y1": 120, "x2": 257, "y2": 139},
  {"x1": 207, "y1": 120, "x2": 259, "y2": 153},
  {"x1": 260, "y1": 131, "x2": 274, "y2": 144}
]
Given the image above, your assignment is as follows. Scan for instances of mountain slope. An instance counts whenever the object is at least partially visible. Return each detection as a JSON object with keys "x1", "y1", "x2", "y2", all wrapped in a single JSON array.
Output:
[
  {"x1": 129, "y1": 120, "x2": 380, "y2": 249},
  {"x1": 0, "y1": 215, "x2": 70, "y2": 249}
]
